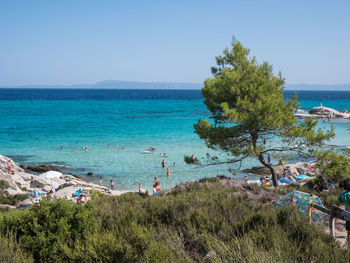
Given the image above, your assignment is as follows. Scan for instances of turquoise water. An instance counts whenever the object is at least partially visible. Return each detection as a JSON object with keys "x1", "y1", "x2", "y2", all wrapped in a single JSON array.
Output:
[{"x1": 0, "y1": 89, "x2": 350, "y2": 191}]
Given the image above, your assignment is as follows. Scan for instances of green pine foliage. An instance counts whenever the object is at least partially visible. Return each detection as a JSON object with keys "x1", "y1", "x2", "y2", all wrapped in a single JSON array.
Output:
[
  {"x1": 194, "y1": 38, "x2": 334, "y2": 186},
  {"x1": 315, "y1": 149, "x2": 350, "y2": 180},
  {"x1": 1, "y1": 179, "x2": 350, "y2": 262}
]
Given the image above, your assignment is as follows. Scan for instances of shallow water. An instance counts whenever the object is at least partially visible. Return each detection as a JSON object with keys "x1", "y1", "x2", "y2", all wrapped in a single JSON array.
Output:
[{"x1": 0, "y1": 89, "x2": 349, "y2": 191}]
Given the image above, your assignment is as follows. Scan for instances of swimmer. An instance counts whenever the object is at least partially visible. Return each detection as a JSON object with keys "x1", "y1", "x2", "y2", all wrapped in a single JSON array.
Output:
[
  {"x1": 60, "y1": 146, "x2": 63, "y2": 150},
  {"x1": 173, "y1": 162, "x2": 176, "y2": 167},
  {"x1": 160, "y1": 153, "x2": 162, "y2": 157},
  {"x1": 115, "y1": 145, "x2": 119, "y2": 149},
  {"x1": 164, "y1": 153, "x2": 168, "y2": 157},
  {"x1": 191, "y1": 154, "x2": 197, "y2": 161},
  {"x1": 122, "y1": 146, "x2": 125, "y2": 150},
  {"x1": 74, "y1": 148, "x2": 78, "y2": 152},
  {"x1": 167, "y1": 168, "x2": 171, "y2": 176},
  {"x1": 161, "y1": 159, "x2": 166, "y2": 168},
  {"x1": 107, "y1": 144, "x2": 111, "y2": 147},
  {"x1": 85, "y1": 148, "x2": 88, "y2": 153}
]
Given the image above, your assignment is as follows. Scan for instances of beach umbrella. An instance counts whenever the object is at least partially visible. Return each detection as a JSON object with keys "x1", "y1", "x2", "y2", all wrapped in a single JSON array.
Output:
[{"x1": 273, "y1": 190, "x2": 328, "y2": 224}]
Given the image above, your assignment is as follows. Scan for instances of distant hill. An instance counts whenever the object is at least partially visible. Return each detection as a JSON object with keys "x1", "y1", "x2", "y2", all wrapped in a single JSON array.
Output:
[
  {"x1": 0, "y1": 80, "x2": 202, "y2": 90},
  {"x1": 286, "y1": 83, "x2": 350, "y2": 91},
  {"x1": 93, "y1": 80, "x2": 201, "y2": 89},
  {"x1": 1, "y1": 80, "x2": 350, "y2": 90}
]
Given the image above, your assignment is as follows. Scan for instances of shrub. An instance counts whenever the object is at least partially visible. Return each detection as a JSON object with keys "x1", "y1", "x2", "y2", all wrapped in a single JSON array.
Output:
[{"x1": 0, "y1": 233, "x2": 33, "y2": 263}]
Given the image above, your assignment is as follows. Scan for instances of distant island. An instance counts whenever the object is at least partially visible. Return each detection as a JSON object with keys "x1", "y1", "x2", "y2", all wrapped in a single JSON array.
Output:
[{"x1": 1, "y1": 80, "x2": 350, "y2": 90}]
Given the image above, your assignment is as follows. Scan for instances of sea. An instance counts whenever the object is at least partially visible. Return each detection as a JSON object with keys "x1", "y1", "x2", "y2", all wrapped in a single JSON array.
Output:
[{"x1": 0, "y1": 89, "x2": 349, "y2": 191}]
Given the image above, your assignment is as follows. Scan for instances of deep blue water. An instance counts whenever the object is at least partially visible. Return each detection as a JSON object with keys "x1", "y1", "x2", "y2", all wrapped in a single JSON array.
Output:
[{"x1": 0, "y1": 89, "x2": 349, "y2": 191}]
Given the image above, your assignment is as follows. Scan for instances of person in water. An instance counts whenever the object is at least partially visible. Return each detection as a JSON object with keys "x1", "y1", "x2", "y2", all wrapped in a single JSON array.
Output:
[
  {"x1": 154, "y1": 177, "x2": 160, "y2": 186},
  {"x1": 122, "y1": 146, "x2": 125, "y2": 150},
  {"x1": 173, "y1": 162, "x2": 176, "y2": 167},
  {"x1": 74, "y1": 148, "x2": 78, "y2": 152},
  {"x1": 167, "y1": 168, "x2": 171, "y2": 177},
  {"x1": 161, "y1": 159, "x2": 166, "y2": 168},
  {"x1": 110, "y1": 180, "x2": 115, "y2": 190},
  {"x1": 164, "y1": 153, "x2": 168, "y2": 157},
  {"x1": 115, "y1": 145, "x2": 119, "y2": 149}
]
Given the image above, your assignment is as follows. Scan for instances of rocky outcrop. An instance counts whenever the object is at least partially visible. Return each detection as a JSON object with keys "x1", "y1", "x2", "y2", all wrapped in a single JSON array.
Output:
[
  {"x1": 0, "y1": 154, "x2": 123, "y2": 209},
  {"x1": 21, "y1": 164, "x2": 62, "y2": 173}
]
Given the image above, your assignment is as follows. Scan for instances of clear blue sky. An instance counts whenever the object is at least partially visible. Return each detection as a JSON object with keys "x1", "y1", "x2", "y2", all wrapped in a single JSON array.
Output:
[{"x1": 0, "y1": 0, "x2": 349, "y2": 86}]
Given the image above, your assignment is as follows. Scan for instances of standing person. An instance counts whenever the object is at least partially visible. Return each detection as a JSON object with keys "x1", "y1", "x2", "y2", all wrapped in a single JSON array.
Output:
[
  {"x1": 338, "y1": 179, "x2": 350, "y2": 243},
  {"x1": 154, "y1": 177, "x2": 160, "y2": 186},
  {"x1": 110, "y1": 180, "x2": 115, "y2": 190},
  {"x1": 167, "y1": 168, "x2": 171, "y2": 177},
  {"x1": 267, "y1": 153, "x2": 271, "y2": 163},
  {"x1": 99, "y1": 177, "x2": 102, "y2": 186},
  {"x1": 173, "y1": 162, "x2": 176, "y2": 167},
  {"x1": 161, "y1": 159, "x2": 166, "y2": 168},
  {"x1": 7, "y1": 160, "x2": 12, "y2": 174}
]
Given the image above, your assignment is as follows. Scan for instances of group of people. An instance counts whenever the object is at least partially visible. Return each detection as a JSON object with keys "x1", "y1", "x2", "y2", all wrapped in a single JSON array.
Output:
[
  {"x1": 61, "y1": 143, "x2": 127, "y2": 152},
  {"x1": 138, "y1": 177, "x2": 162, "y2": 196}
]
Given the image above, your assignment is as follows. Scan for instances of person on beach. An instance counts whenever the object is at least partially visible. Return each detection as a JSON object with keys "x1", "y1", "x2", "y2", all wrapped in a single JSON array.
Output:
[
  {"x1": 167, "y1": 167, "x2": 171, "y2": 177},
  {"x1": 76, "y1": 194, "x2": 87, "y2": 205},
  {"x1": 110, "y1": 180, "x2": 115, "y2": 190},
  {"x1": 155, "y1": 183, "x2": 162, "y2": 194},
  {"x1": 338, "y1": 179, "x2": 350, "y2": 243},
  {"x1": 139, "y1": 184, "x2": 148, "y2": 196},
  {"x1": 154, "y1": 177, "x2": 160, "y2": 186},
  {"x1": 244, "y1": 175, "x2": 249, "y2": 183},
  {"x1": 7, "y1": 160, "x2": 11, "y2": 174},
  {"x1": 99, "y1": 177, "x2": 102, "y2": 186},
  {"x1": 161, "y1": 159, "x2": 166, "y2": 168}
]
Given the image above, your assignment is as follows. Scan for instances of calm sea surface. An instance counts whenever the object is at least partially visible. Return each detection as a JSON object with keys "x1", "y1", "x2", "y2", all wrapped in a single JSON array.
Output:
[{"x1": 1, "y1": 89, "x2": 349, "y2": 190}]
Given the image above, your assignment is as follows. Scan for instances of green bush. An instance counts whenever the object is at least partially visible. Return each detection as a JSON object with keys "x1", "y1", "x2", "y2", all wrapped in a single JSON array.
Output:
[
  {"x1": 0, "y1": 193, "x2": 27, "y2": 206},
  {"x1": 1, "y1": 181, "x2": 350, "y2": 262},
  {"x1": 0, "y1": 233, "x2": 33, "y2": 263}
]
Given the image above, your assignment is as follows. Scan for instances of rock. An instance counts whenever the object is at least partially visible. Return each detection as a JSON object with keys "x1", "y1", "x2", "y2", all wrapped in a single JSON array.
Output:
[
  {"x1": 87, "y1": 172, "x2": 95, "y2": 176},
  {"x1": 23, "y1": 164, "x2": 62, "y2": 174},
  {"x1": 243, "y1": 165, "x2": 284, "y2": 176},
  {"x1": 16, "y1": 198, "x2": 33, "y2": 207},
  {"x1": 0, "y1": 204, "x2": 16, "y2": 210}
]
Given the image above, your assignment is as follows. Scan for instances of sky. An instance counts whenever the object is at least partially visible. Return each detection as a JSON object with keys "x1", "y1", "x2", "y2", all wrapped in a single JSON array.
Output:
[{"x1": 0, "y1": 0, "x2": 349, "y2": 86}]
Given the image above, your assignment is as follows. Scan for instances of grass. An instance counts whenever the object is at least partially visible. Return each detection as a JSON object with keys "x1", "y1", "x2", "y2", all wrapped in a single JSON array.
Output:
[{"x1": 0, "y1": 178, "x2": 349, "y2": 262}]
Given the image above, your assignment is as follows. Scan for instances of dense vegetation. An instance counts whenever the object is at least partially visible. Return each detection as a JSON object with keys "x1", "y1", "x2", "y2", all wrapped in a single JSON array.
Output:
[{"x1": 0, "y1": 178, "x2": 349, "y2": 262}]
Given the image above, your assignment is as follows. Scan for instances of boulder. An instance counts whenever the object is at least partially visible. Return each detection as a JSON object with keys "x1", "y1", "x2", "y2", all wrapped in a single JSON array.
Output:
[
  {"x1": 243, "y1": 165, "x2": 284, "y2": 176},
  {"x1": 87, "y1": 172, "x2": 95, "y2": 176},
  {"x1": 22, "y1": 164, "x2": 62, "y2": 173}
]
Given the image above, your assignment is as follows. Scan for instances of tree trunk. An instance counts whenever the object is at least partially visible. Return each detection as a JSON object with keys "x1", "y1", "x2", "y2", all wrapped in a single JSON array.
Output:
[
  {"x1": 251, "y1": 132, "x2": 278, "y2": 187},
  {"x1": 257, "y1": 154, "x2": 278, "y2": 187}
]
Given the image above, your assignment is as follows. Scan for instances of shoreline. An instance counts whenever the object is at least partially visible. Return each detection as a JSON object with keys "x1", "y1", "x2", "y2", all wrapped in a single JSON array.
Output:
[{"x1": 1, "y1": 152, "x2": 318, "y2": 210}]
